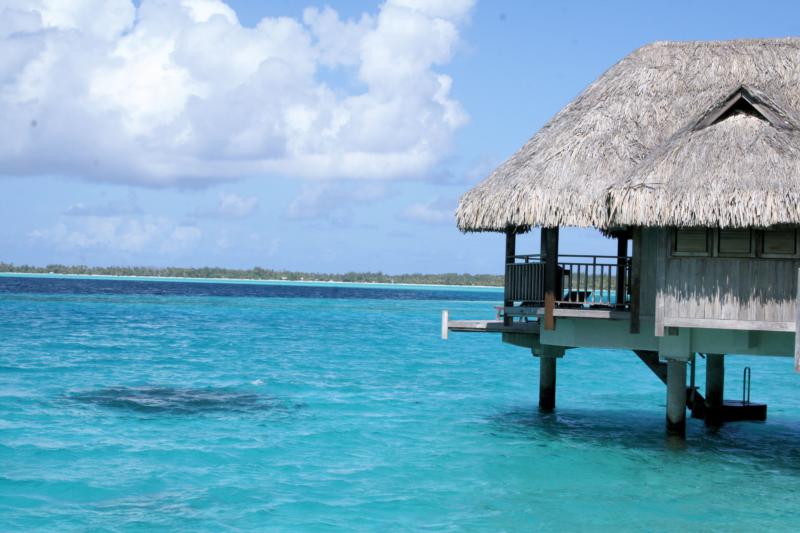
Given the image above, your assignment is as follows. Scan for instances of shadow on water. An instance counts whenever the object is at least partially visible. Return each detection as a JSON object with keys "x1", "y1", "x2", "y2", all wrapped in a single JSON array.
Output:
[
  {"x1": 489, "y1": 406, "x2": 800, "y2": 469},
  {"x1": 69, "y1": 386, "x2": 290, "y2": 415}
]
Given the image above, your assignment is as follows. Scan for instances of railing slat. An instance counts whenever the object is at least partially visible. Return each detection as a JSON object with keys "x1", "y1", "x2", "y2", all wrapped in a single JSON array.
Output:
[{"x1": 599, "y1": 264, "x2": 604, "y2": 303}]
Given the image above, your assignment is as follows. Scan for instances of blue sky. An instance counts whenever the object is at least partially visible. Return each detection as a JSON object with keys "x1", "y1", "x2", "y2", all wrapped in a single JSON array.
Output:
[{"x1": 1, "y1": 0, "x2": 799, "y2": 274}]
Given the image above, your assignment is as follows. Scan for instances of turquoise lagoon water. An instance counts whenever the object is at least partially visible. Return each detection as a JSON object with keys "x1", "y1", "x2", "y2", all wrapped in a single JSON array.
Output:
[{"x1": 2, "y1": 275, "x2": 800, "y2": 531}]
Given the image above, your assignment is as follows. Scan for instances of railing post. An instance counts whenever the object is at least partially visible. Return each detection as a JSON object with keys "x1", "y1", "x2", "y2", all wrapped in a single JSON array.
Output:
[
  {"x1": 542, "y1": 227, "x2": 559, "y2": 331},
  {"x1": 504, "y1": 228, "x2": 516, "y2": 326},
  {"x1": 616, "y1": 234, "x2": 629, "y2": 308}
]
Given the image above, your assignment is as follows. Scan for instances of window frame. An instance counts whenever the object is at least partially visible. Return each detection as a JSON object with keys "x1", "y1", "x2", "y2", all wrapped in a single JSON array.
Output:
[
  {"x1": 671, "y1": 228, "x2": 712, "y2": 257},
  {"x1": 716, "y1": 228, "x2": 755, "y2": 258},
  {"x1": 668, "y1": 227, "x2": 800, "y2": 259},
  {"x1": 758, "y1": 228, "x2": 800, "y2": 259}
]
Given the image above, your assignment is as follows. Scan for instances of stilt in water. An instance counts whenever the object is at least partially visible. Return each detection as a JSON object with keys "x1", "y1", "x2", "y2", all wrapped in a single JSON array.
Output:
[
  {"x1": 539, "y1": 356, "x2": 557, "y2": 411},
  {"x1": 666, "y1": 358, "x2": 687, "y2": 437},
  {"x1": 705, "y1": 354, "x2": 724, "y2": 426}
]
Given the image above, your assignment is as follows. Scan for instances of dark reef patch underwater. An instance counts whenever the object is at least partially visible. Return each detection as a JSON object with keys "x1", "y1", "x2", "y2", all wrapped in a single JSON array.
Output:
[{"x1": 68, "y1": 386, "x2": 281, "y2": 415}]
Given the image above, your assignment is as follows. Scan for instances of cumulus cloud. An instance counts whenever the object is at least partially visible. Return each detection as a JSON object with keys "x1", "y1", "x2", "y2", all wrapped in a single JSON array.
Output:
[
  {"x1": 30, "y1": 216, "x2": 201, "y2": 253},
  {"x1": 400, "y1": 196, "x2": 455, "y2": 224},
  {"x1": 0, "y1": 0, "x2": 473, "y2": 186}
]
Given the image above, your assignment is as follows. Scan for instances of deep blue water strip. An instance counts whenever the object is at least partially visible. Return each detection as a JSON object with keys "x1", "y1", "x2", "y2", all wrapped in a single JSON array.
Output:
[{"x1": 0, "y1": 275, "x2": 502, "y2": 302}]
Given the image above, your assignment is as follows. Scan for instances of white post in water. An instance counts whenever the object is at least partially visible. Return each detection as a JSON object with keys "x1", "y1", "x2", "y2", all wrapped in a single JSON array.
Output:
[{"x1": 441, "y1": 310, "x2": 449, "y2": 340}]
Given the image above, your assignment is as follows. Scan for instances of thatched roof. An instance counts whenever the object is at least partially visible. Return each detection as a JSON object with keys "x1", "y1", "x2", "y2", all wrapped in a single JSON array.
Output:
[
  {"x1": 456, "y1": 38, "x2": 800, "y2": 232},
  {"x1": 609, "y1": 86, "x2": 800, "y2": 228}
]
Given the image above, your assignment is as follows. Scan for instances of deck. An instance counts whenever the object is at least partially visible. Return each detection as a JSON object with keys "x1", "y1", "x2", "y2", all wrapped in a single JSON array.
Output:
[{"x1": 443, "y1": 254, "x2": 633, "y2": 339}]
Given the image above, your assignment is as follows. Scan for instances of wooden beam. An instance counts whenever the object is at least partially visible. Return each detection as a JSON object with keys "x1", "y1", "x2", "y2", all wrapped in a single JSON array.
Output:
[
  {"x1": 616, "y1": 235, "x2": 629, "y2": 309},
  {"x1": 542, "y1": 227, "x2": 559, "y2": 331},
  {"x1": 630, "y1": 227, "x2": 642, "y2": 334},
  {"x1": 503, "y1": 306, "x2": 633, "y2": 320},
  {"x1": 654, "y1": 229, "x2": 667, "y2": 337},
  {"x1": 664, "y1": 317, "x2": 795, "y2": 333},
  {"x1": 504, "y1": 229, "x2": 517, "y2": 326},
  {"x1": 634, "y1": 350, "x2": 667, "y2": 385},
  {"x1": 447, "y1": 320, "x2": 540, "y2": 334}
]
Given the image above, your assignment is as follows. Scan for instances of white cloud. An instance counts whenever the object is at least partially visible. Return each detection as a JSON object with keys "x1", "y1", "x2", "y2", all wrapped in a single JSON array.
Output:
[
  {"x1": 286, "y1": 182, "x2": 388, "y2": 221},
  {"x1": 164, "y1": 224, "x2": 202, "y2": 252},
  {"x1": 30, "y1": 215, "x2": 201, "y2": 253},
  {"x1": 0, "y1": 0, "x2": 473, "y2": 186},
  {"x1": 64, "y1": 197, "x2": 142, "y2": 217},
  {"x1": 215, "y1": 192, "x2": 259, "y2": 218},
  {"x1": 400, "y1": 196, "x2": 455, "y2": 224},
  {"x1": 192, "y1": 191, "x2": 259, "y2": 218}
]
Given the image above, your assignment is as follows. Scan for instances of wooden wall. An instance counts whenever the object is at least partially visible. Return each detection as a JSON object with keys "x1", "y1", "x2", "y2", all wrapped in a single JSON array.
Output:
[{"x1": 652, "y1": 228, "x2": 799, "y2": 332}]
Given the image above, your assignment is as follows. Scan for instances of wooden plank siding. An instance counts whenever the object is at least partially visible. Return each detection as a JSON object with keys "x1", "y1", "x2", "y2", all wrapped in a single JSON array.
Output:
[
  {"x1": 654, "y1": 226, "x2": 800, "y2": 331},
  {"x1": 639, "y1": 228, "x2": 657, "y2": 317}
]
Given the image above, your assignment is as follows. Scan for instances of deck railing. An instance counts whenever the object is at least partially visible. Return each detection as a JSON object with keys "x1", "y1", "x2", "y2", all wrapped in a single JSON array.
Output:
[{"x1": 505, "y1": 254, "x2": 631, "y2": 309}]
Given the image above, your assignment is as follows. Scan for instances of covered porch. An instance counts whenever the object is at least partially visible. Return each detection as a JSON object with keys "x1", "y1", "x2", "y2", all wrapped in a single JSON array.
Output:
[{"x1": 501, "y1": 227, "x2": 640, "y2": 332}]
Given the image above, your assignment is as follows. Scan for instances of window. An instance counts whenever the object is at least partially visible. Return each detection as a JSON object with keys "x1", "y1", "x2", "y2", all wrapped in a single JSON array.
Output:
[
  {"x1": 761, "y1": 228, "x2": 797, "y2": 257},
  {"x1": 669, "y1": 227, "x2": 800, "y2": 258},
  {"x1": 673, "y1": 229, "x2": 710, "y2": 256},
  {"x1": 718, "y1": 229, "x2": 752, "y2": 256}
]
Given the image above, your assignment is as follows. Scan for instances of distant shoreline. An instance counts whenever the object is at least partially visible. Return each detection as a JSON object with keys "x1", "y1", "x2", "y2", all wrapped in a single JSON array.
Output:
[
  {"x1": 0, "y1": 271, "x2": 504, "y2": 291},
  {"x1": 0, "y1": 262, "x2": 503, "y2": 288}
]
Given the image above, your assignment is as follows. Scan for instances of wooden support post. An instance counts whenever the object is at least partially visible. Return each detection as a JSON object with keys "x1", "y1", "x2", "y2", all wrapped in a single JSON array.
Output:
[
  {"x1": 542, "y1": 227, "x2": 559, "y2": 331},
  {"x1": 616, "y1": 234, "x2": 629, "y2": 309},
  {"x1": 666, "y1": 358, "x2": 687, "y2": 437},
  {"x1": 705, "y1": 354, "x2": 724, "y2": 426},
  {"x1": 630, "y1": 227, "x2": 642, "y2": 334},
  {"x1": 441, "y1": 310, "x2": 449, "y2": 340},
  {"x1": 539, "y1": 356, "x2": 557, "y2": 411},
  {"x1": 503, "y1": 229, "x2": 517, "y2": 326}
]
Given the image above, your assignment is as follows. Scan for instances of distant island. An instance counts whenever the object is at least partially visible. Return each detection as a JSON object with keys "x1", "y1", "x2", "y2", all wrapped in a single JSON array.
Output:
[{"x1": 0, "y1": 262, "x2": 503, "y2": 287}]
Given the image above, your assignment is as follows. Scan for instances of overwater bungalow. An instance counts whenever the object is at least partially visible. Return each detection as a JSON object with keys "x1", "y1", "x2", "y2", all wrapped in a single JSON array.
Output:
[{"x1": 445, "y1": 38, "x2": 800, "y2": 437}]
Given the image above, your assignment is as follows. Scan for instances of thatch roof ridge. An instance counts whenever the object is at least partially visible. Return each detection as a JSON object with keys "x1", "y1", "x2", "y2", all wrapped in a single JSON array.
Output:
[
  {"x1": 456, "y1": 37, "x2": 800, "y2": 232},
  {"x1": 645, "y1": 36, "x2": 800, "y2": 47}
]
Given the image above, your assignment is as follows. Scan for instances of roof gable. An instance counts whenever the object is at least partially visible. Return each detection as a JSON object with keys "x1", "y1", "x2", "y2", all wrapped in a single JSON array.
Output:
[{"x1": 692, "y1": 85, "x2": 798, "y2": 131}]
